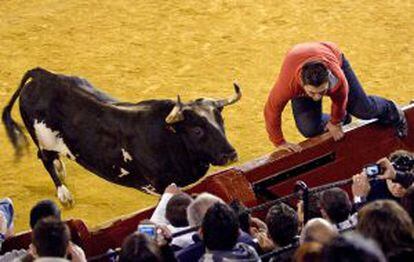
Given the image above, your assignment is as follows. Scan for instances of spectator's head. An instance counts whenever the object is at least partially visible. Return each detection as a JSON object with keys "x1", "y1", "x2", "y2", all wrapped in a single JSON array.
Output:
[
  {"x1": 401, "y1": 185, "x2": 414, "y2": 221},
  {"x1": 294, "y1": 242, "x2": 323, "y2": 262},
  {"x1": 165, "y1": 193, "x2": 192, "y2": 227},
  {"x1": 201, "y1": 203, "x2": 239, "y2": 251},
  {"x1": 301, "y1": 61, "x2": 329, "y2": 101},
  {"x1": 307, "y1": 194, "x2": 323, "y2": 220},
  {"x1": 229, "y1": 199, "x2": 251, "y2": 233},
  {"x1": 301, "y1": 61, "x2": 329, "y2": 86},
  {"x1": 300, "y1": 218, "x2": 338, "y2": 245},
  {"x1": 119, "y1": 233, "x2": 162, "y2": 262},
  {"x1": 387, "y1": 150, "x2": 414, "y2": 199},
  {"x1": 319, "y1": 187, "x2": 352, "y2": 224},
  {"x1": 30, "y1": 199, "x2": 61, "y2": 229},
  {"x1": 321, "y1": 233, "x2": 386, "y2": 262},
  {"x1": 187, "y1": 193, "x2": 224, "y2": 227},
  {"x1": 297, "y1": 195, "x2": 323, "y2": 230},
  {"x1": 32, "y1": 217, "x2": 70, "y2": 258},
  {"x1": 266, "y1": 202, "x2": 299, "y2": 247},
  {"x1": 357, "y1": 200, "x2": 414, "y2": 255}
]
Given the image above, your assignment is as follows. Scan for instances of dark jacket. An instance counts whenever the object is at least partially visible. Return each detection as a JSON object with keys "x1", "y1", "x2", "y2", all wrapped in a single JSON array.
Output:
[
  {"x1": 199, "y1": 243, "x2": 261, "y2": 262},
  {"x1": 175, "y1": 231, "x2": 257, "y2": 262}
]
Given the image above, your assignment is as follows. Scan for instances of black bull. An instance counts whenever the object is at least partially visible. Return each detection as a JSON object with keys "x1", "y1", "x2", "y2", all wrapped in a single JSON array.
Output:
[{"x1": 2, "y1": 68, "x2": 241, "y2": 205}]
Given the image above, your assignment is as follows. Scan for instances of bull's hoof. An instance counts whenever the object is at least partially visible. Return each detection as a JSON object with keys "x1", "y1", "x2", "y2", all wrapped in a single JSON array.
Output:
[{"x1": 57, "y1": 185, "x2": 74, "y2": 208}]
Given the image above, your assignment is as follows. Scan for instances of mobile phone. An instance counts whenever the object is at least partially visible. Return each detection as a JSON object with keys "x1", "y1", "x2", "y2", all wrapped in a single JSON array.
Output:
[
  {"x1": 364, "y1": 164, "x2": 382, "y2": 177},
  {"x1": 137, "y1": 224, "x2": 157, "y2": 239}
]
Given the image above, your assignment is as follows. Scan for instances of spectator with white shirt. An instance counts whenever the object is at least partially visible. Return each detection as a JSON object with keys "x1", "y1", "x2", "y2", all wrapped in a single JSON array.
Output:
[{"x1": 150, "y1": 183, "x2": 194, "y2": 250}]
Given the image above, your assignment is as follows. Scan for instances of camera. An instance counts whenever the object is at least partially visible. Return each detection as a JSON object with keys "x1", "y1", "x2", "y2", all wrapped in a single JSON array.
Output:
[
  {"x1": 137, "y1": 224, "x2": 157, "y2": 239},
  {"x1": 390, "y1": 154, "x2": 414, "y2": 172},
  {"x1": 364, "y1": 164, "x2": 382, "y2": 177}
]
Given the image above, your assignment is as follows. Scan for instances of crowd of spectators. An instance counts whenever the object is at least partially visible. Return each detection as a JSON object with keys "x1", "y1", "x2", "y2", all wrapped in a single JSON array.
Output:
[{"x1": 0, "y1": 150, "x2": 413, "y2": 261}]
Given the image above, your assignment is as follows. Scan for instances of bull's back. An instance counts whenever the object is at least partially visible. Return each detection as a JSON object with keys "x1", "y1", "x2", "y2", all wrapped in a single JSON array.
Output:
[
  {"x1": 19, "y1": 68, "x2": 116, "y2": 108},
  {"x1": 17, "y1": 70, "x2": 152, "y2": 186}
]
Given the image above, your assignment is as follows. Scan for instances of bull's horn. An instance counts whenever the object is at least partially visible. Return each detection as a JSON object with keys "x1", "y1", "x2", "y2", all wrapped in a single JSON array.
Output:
[
  {"x1": 215, "y1": 83, "x2": 242, "y2": 108},
  {"x1": 165, "y1": 95, "x2": 185, "y2": 124}
]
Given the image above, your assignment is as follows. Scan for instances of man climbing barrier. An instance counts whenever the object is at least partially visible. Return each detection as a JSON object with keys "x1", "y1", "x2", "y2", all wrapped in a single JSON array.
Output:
[{"x1": 264, "y1": 41, "x2": 408, "y2": 152}]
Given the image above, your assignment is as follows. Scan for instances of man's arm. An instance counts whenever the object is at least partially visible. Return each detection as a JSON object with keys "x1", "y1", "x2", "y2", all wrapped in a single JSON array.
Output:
[
  {"x1": 377, "y1": 158, "x2": 414, "y2": 188},
  {"x1": 264, "y1": 83, "x2": 290, "y2": 146},
  {"x1": 351, "y1": 172, "x2": 371, "y2": 211},
  {"x1": 328, "y1": 65, "x2": 348, "y2": 125},
  {"x1": 150, "y1": 183, "x2": 181, "y2": 225}
]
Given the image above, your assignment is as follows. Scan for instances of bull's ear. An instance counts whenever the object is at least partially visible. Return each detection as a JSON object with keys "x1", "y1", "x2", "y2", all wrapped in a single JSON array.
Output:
[{"x1": 165, "y1": 95, "x2": 185, "y2": 124}]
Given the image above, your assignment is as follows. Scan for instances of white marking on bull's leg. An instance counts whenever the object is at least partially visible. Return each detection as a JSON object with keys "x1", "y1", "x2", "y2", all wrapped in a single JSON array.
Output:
[
  {"x1": 53, "y1": 159, "x2": 67, "y2": 183},
  {"x1": 33, "y1": 120, "x2": 76, "y2": 160},
  {"x1": 118, "y1": 168, "x2": 130, "y2": 178},
  {"x1": 121, "y1": 148, "x2": 133, "y2": 162},
  {"x1": 57, "y1": 185, "x2": 73, "y2": 206}
]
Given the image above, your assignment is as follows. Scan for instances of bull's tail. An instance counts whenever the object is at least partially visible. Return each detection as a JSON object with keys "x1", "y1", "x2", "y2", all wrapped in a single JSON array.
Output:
[{"x1": 2, "y1": 68, "x2": 41, "y2": 156}]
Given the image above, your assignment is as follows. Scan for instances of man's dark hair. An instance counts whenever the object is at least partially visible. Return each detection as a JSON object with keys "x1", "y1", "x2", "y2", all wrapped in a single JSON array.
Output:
[
  {"x1": 30, "y1": 199, "x2": 61, "y2": 229},
  {"x1": 321, "y1": 234, "x2": 386, "y2": 262},
  {"x1": 166, "y1": 193, "x2": 193, "y2": 227},
  {"x1": 119, "y1": 233, "x2": 162, "y2": 262},
  {"x1": 32, "y1": 217, "x2": 70, "y2": 258},
  {"x1": 229, "y1": 199, "x2": 251, "y2": 234},
  {"x1": 307, "y1": 194, "x2": 323, "y2": 220},
  {"x1": 266, "y1": 202, "x2": 299, "y2": 246},
  {"x1": 319, "y1": 187, "x2": 352, "y2": 224},
  {"x1": 301, "y1": 61, "x2": 329, "y2": 86},
  {"x1": 201, "y1": 203, "x2": 239, "y2": 251}
]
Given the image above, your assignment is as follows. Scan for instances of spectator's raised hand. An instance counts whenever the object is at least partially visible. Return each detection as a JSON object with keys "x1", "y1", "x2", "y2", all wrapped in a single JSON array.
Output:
[
  {"x1": 164, "y1": 183, "x2": 181, "y2": 195},
  {"x1": 250, "y1": 216, "x2": 274, "y2": 252},
  {"x1": 250, "y1": 226, "x2": 275, "y2": 252},
  {"x1": 250, "y1": 217, "x2": 268, "y2": 233},
  {"x1": 155, "y1": 224, "x2": 172, "y2": 246},
  {"x1": 352, "y1": 172, "x2": 370, "y2": 198},
  {"x1": 376, "y1": 157, "x2": 397, "y2": 180},
  {"x1": 297, "y1": 200, "x2": 304, "y2": 228},
  {"x1": 67, "y1": 242, "x2": 87, "y2": 262}
]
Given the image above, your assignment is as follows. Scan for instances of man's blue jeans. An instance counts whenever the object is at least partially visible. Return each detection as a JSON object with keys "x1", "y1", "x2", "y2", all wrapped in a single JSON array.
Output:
[{"x1": 291, "y1": 55, "x2": 400, "y2": 138}]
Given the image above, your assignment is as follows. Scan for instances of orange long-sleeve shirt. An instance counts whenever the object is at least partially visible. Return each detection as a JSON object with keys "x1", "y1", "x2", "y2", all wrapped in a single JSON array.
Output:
[{"x1": 264, "y1": 42, "x2": 349, "y2": 146}]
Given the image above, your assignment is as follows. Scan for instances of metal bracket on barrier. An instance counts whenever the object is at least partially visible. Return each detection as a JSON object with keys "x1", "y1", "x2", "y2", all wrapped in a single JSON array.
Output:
[{"x1": 252, "y1": 152, "x2": 336, "y2": 199}]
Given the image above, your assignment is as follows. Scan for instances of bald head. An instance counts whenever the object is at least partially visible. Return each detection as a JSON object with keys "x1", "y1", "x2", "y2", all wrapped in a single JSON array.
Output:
[
  {"x1": 300, "y1": 218, "x2": 338, "y2": 245},
  {"x1": 187, "y1": 193, "x2": 224, "y2": 227}
]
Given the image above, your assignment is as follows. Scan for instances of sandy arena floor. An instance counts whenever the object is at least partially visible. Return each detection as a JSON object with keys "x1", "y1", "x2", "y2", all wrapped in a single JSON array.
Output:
[{"x1": 0, "y1": 0, "x2": 412, "y2": 232}]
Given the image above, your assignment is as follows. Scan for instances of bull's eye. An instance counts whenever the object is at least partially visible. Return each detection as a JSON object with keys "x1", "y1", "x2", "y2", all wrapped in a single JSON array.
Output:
[{"x1": 191, "y1": 126, "x2": 204, "y2": 138}]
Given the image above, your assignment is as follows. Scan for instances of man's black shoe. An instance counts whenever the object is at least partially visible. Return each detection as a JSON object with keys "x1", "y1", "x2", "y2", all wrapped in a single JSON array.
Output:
[{"x1": 394, "y1": 105, "x2": 408, "y2": 138}]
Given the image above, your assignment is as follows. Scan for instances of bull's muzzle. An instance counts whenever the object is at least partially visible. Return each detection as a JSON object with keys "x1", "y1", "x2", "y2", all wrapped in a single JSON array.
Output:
[{"x1": 216, "y1": 150, "x2": 238, "y2": 166}]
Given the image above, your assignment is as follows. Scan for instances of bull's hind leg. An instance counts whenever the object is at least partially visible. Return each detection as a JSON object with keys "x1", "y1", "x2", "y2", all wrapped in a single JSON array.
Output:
[{"x1": 38, "y1": 150, "x2": 73, "y2": 207}]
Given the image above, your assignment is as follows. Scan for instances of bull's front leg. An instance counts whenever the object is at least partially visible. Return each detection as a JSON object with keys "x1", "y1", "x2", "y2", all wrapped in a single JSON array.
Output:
[{"x1": 38, "y1": 150, "x2": 74, "y2": 207}]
